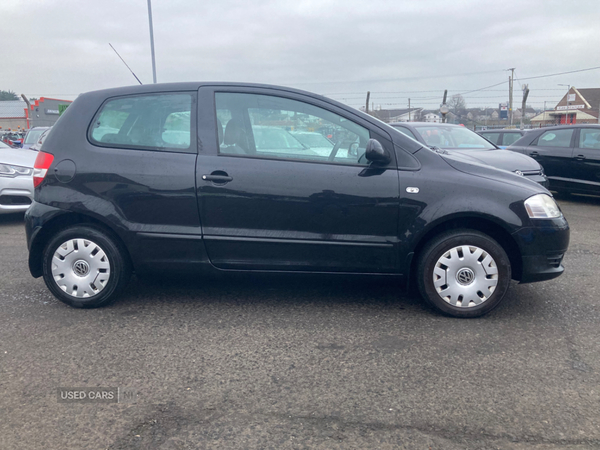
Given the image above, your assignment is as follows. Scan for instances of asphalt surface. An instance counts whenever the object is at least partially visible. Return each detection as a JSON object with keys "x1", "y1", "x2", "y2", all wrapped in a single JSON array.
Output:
[{"x1": 1, "y1": 195, "x2": 600, "y2": 449}]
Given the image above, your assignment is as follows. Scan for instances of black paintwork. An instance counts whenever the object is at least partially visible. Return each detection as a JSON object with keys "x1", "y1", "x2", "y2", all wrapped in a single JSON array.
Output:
[
  {"x1": 390, "y1": 123, "x2": 547, "y2": 187},
  {"x1": 25, "y1": 82, "x2": 569, "y2": 285},
  {"x1": 507, "y1": 124, "x2": 600, "y2": 195}
]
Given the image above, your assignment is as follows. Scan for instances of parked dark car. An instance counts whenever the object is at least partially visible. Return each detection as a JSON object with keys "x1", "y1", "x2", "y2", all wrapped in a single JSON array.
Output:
[
  {"x1": 390, "y1": 123, "x2": 547, "y2": 186},
  {"x1": 25, "y1": 82, "x2": 569, "y2": 318},
  {"x1": 507, "y1": 124, "x2": 600, "y2": 196},
  {"x1": 479, "y1": 129, "x2": 529, "y2": 148}
]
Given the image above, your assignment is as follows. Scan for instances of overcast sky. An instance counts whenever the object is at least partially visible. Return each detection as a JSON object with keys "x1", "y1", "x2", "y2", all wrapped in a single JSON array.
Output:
[{"x1": 2, "y1": 0, "x2": 599, "y2": 111}]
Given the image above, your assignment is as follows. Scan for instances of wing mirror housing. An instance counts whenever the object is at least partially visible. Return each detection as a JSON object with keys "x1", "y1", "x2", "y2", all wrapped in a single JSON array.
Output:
[{"x1": 365, "y1": 139, "x2": 391, "y2": 165}]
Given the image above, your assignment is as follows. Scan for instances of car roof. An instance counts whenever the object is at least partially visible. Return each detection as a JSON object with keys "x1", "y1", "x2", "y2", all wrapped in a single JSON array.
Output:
[{"x1": 389, "y1": 122, "x2": 464, "y2": 130}]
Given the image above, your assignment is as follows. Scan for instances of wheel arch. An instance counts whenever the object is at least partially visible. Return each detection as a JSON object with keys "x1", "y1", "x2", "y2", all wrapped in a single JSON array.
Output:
[
  {"x1": 29, "y1": 211, "x2": 133, "y2": 278},
  {"x1": 409, "y1": 215, "x2": 523, "y2": 283}
]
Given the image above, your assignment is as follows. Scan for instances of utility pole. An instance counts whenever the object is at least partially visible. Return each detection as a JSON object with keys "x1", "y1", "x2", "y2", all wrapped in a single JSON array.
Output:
[
  {"x1": 147, "y1": 0, "x2": 157, "y2": 83},
  {"x1": 508, "y1": 68, "x2": 515, "y2": 127},
  {"x1": 408, "y1": 98, "x2": 411, "y2": 122},
  {"x1": 365, "y1": 91, "x2": 370, "y2": 114},
  {"x1": 440, "y1": 90, "x2": 448, "y2": 123},
  {"x1": 520, "y1": 84, "x2": 529, "y2": 130}
]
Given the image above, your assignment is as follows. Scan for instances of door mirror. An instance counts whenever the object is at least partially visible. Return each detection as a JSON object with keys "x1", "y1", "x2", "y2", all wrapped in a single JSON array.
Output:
[{"x1": 365, "y1": 139, "x2": 390, "y2": 165}]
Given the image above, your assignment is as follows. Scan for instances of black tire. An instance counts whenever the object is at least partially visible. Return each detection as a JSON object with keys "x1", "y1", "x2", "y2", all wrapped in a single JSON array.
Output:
[
  {"x1": 42, "y1": 225, "x2": 131, "y2": 308},
  {"x1": 417, "y1": 229, "x2": 511, "y2": 318}
]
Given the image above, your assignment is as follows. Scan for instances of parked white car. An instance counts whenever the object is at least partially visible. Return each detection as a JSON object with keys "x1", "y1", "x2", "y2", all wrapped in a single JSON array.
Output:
[{"x1": 0, "y1": 141, "x2": 38, "y2": 214}]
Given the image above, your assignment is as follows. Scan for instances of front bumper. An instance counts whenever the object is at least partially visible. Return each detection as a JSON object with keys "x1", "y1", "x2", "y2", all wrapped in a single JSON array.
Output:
[
  {"x1": 0, "y1": 175, "x2": 33, "y2": 214},
  {"x1": 524, "y1": 173, "x2": 549, "y2": 189},
  {"x1": 512, "y1": 215, "x2": 570, "y2": 283}
]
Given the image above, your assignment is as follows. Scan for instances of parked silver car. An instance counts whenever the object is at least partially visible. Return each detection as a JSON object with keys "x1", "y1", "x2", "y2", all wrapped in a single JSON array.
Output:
[{"x1": 0, "y1": 140, "x2": 38, "y2": 214}]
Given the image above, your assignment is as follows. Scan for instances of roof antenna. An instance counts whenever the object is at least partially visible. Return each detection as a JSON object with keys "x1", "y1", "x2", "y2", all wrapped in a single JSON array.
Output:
[{"x1": 109, "y1": 43, "x2": 143, "y2": 85}]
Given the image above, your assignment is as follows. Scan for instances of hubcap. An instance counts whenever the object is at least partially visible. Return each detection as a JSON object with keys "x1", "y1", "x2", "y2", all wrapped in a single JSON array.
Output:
[
  {"x1": 51, "y1": 239, "x2": 111, "y2": 298},
  {"x1": 432, "y1": 245, "x2": 498, "y2": 308}
]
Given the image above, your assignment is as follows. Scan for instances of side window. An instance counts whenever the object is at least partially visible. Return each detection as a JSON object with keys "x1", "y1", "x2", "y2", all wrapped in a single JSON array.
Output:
[
  {"x1": 502, "y1": 132, "x2": 522, "y2": 146},
  {"x1": 215, "y1": 92, "x2": 370, "y2": 165},
  {"x1": 535, "y1": 129, "x2": 573, "y2": 148},
  {"x1": 482, "y1": 132, "x2": 500, "y2": 144},
  {"x1": 394, "y1": 126, "x2": 418, "y2": 141},
  {"x1": 579, "y1": 129, "x2": 600, "y2": 149},
  {"x1": 90, "y1": 93, "x2": 193, "y2": 151}
]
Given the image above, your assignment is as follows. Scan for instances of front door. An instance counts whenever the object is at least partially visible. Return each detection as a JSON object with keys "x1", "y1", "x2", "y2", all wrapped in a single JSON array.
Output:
[
  {"x1": 195, "y1": 87, "x2": 400, "y2": 273},
  {"x1": 526, "y1": 128, "x2": 575, "y2": 190},
  {"x1": 572, "y1": 127, "x2": 600, "y2": 194}
]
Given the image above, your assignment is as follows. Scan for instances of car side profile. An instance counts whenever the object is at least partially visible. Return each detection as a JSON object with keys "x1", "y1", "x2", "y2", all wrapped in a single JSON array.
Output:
[
  {"x1": 507, "y1": 124, "x2": 600, "y2": 196},
  {"x1": 25, "y1": 82, "x2": 569, "y2": 317}
]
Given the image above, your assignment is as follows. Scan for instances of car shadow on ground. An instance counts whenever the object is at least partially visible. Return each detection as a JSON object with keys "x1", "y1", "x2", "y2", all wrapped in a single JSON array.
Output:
[{"x1": 0, "y1": 212, "x2": 25, "y2": 226}]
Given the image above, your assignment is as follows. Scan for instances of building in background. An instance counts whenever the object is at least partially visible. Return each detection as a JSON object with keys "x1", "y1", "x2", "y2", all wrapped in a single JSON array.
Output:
[
  {"x1": 0, "y1": 97, "x2": 72, "y2": 130},
  {"x1": 0, "y1": 101, "x2": 27, "y2": 130},
  {"x1": 531, "y1": 87, "x2": 599, "y2": 126}
]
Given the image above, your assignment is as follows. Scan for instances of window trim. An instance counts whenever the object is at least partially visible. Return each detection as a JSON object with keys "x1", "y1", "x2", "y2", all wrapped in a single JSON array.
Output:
[
  {"x1": 87, "y1": 91, "x2": 197, "y2": 154},
  {"x1": 532, "y1": 128, "x2": 575, "y2": 148},
  {"x1": 212, "y1": 90, "x2": 390, "y2": 168}
]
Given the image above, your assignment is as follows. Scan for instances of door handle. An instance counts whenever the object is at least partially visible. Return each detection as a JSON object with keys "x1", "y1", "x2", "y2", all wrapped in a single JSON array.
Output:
[
  {"x1": 529, "y1": 151, "x2": 539, "y2": 157},
  {"x1": 202, "y1": 172, "x2": 233, "y2": 183},
  {"x1": 574, "y1": 154, "x2": 586, "y2": 161}
]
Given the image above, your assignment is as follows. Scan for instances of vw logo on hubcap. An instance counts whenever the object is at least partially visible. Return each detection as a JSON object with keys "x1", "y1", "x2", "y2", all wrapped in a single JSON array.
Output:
[
  {"x1": 73, "y1": 260, "x2": 90, "y2": 277},
  {"x1": 456, "y1": 268, "x2": 475, "y2": 285}
]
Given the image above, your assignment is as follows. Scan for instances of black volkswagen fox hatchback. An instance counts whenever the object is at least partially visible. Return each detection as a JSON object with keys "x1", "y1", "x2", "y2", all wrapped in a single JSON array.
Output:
[{"x1": 25, "y1": 82, "x2": 569, "y2": 317}]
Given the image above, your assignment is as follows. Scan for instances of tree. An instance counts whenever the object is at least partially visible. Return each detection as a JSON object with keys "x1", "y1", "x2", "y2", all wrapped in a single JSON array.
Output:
[
  {"x1": 448, "y1": 94, "x2": 467, "y2": 117},
  {"x1": 0, "y1": 90, "x2": 18, "y2": 101}
]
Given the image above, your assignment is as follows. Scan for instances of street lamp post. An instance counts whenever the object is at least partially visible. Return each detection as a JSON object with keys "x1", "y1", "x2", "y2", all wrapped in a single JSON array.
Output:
[{"x1": 147, "y1": 0, "x2": 157, "y2": 83}]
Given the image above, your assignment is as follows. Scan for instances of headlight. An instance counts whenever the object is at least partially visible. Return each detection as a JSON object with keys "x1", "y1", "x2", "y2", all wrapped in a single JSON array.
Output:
[
  {"x1": 0, "y1": 163, "x2": 33, "y2": 177},
  {"x1": 524, "y1": 194, "x2": 562, "y2": 219}
]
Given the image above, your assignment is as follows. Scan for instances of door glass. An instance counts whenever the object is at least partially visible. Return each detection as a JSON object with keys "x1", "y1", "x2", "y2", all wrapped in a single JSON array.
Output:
[
  {"x1": 482, "y1": 132, "x2": 500, "y2": 144},
  {"x1": 579, "y1": 129, "x2": 600, "y2": 149},
  {"x1": 502, "y1": 132, "x2": 521, "y2": 146},
  {"x1": 536, "y1": 129, "x2": 573, "y2": 147},
  {"x1": 215, "y1": 93, "x2": 370, "y2": 165}
]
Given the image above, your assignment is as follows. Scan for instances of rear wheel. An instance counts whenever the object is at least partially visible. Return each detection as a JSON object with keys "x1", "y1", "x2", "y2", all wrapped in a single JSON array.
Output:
[
  {"x1": 42, "y1": 225, "x2": 131, "y2": 308},
  {"x1": 417, "y1": 229, "x2": 511, "y2": 318}
]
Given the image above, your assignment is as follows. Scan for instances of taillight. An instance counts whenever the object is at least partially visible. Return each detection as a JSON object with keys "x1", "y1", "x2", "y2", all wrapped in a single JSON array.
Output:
[{"x1": 33, "y1": 151, "x2": 54, "y2": 188}]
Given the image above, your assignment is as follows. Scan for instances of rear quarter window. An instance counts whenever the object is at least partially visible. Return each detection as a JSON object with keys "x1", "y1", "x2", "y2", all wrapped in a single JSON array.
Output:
[{"x1": 89, "y1": 93, "x2": 194, "y2": 152}]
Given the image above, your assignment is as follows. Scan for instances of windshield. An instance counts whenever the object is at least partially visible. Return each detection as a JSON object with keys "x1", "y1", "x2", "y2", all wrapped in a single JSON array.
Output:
[
  {"x1": 24, "y1": 128, "x2": 47, "y2": 144},
  {"x1": 415, "y1": 126, "x2": 495, "y2": 150}
]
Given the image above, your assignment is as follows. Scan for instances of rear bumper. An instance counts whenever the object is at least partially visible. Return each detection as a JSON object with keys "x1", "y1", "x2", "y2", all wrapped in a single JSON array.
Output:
[{"x1": 512, "y1": 216, "x2": 570, "y2": 283}]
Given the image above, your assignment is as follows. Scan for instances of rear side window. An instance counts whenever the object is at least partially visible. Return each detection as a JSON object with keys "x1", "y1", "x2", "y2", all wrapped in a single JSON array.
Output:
[
  {"x1": 90, "y1": 93, "x2": 193, "y2": 152},
  {"x1": 502, "y1": 132, "x2": 522, "y2": 146},
  {"x1": 534, "y1": 129, "x2": 573, "y2": 148},
  {"x1": 481, "y1": 132, "x2": 500, "y2": 144}
]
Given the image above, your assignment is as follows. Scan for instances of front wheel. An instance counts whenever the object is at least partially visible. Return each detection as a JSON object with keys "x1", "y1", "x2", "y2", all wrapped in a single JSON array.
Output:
[
  {"x1": 417, "y1": 229, "x2": 511, "y2": 318},
  {"x1": 42, "y1": 225, "x2": 131, "y2": 308}
]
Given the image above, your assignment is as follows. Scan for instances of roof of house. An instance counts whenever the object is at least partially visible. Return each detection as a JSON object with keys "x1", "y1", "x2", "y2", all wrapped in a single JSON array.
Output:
[
  {"x1": 0, "y1": 101, "x2": 27, "y2": 119},
  {"x1": 576, "y1": 88, "x2": 600, "y2": 112}
]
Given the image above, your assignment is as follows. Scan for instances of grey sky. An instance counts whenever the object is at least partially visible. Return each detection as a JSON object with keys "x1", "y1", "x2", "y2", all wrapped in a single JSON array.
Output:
[{"x1": 2, "y1": 0, "x2": 599, "y2": 111}]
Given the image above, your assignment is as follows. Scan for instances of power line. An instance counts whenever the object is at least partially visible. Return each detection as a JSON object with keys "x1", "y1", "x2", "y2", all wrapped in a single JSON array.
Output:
[{"x1": 519, "y1": 65, "x2": 600, "y2": 81}]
